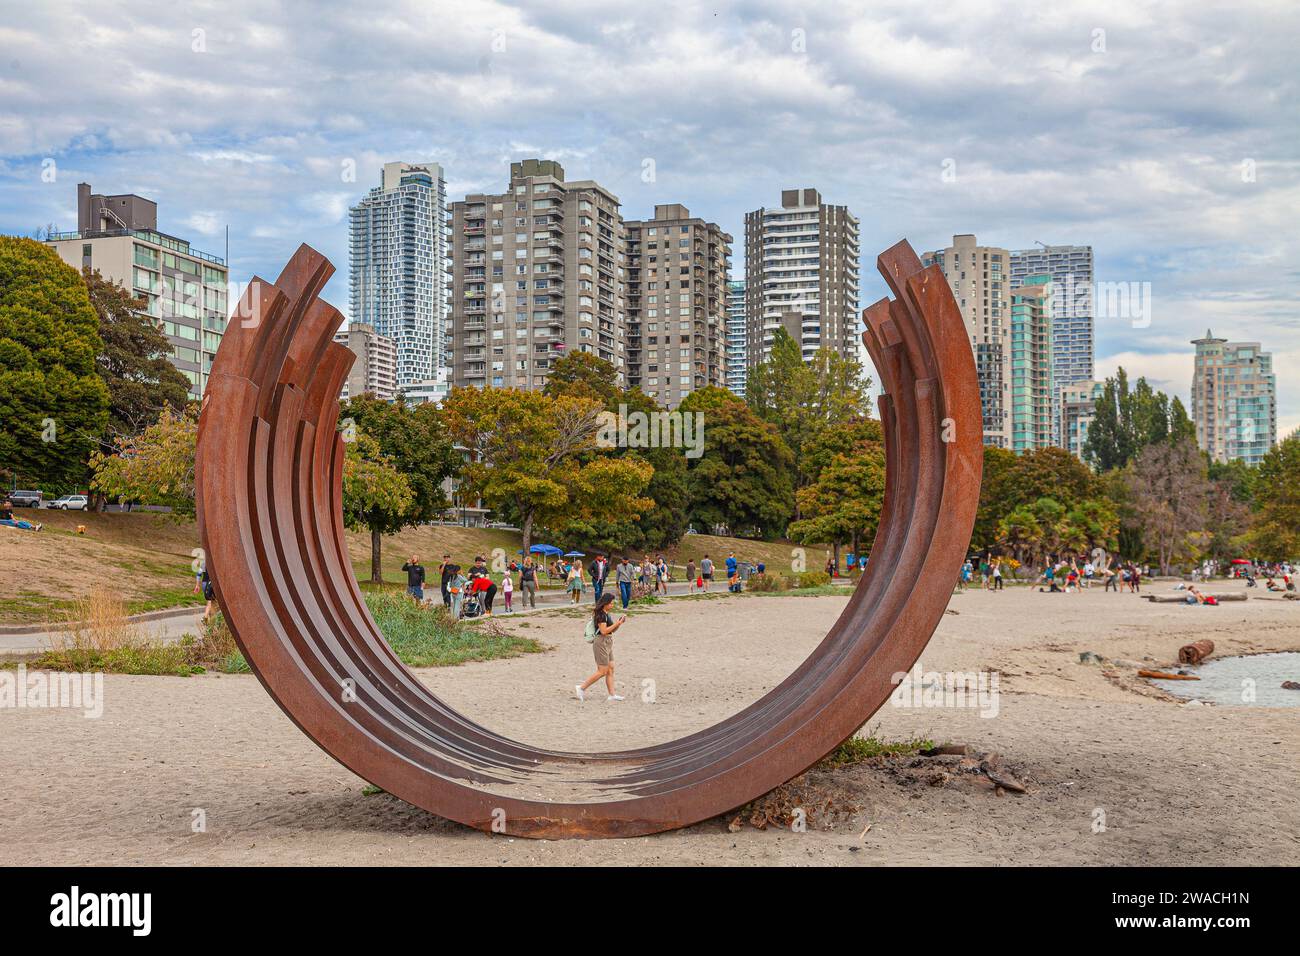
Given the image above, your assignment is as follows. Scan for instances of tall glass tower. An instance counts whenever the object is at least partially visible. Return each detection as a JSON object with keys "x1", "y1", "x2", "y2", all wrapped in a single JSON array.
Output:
[
  {"x1": 348, "y1": 162, "x2": 448, "y2": 392},
  {"x1": 1009, "y1": 244, "x2": 1094, "y2": 447}
]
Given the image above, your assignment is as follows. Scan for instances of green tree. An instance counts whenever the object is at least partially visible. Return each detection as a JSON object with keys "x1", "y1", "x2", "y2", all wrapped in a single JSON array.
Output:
[
  {"x1": 340, "y1": 432, "x2": 415, "y2": 570},
  {"x1": 1248, "y1": 435, "x2": 1300, "y2": 560},
  {"x1": 90, "y1": 405, "x2": 198, "y2": 515},
  {"x1": 1084, "y1": 368, "x2": 1195, "y2": 470},
  {"x1": 441, "y1": 386, "x2": 653, "y2": 556},
  {"x1": 541, "y1": 350, "x2": 621, "y2": 406},
  {"x1": 745, "y1": 327, "x2": 873, "y2": 508},
  {"x1": 973, "y1": 446, "x2": 1019, "y2": 551},
  {"x1": 787, "y1": 438, "x2": 886, "y2": 566},
  {"x1": 678, "y1": 386, "x2": 794, "y2": 539},
  {"x1": 543, "y1": 353, "x2": 689, "y2": 552},
  {"x1": 0, "y1": 237, "x2": 110, "y2": 491},
  {"x1": 338, "y1": 395, "x2": 459, "y2": 582},
  {"x1": 85, "y1": 267, "x2": 190, "y2": 437}
]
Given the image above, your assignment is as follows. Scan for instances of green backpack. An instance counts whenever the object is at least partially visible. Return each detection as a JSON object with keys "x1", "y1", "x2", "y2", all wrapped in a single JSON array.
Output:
[{"x1": 583, "y1": 619, "x2": 597, "y2": 643}]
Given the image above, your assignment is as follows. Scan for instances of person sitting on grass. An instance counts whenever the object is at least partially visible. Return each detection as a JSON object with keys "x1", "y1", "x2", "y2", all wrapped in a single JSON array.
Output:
[{"x1": 0, "y1": 496, "x2": 41, "y2": 532}]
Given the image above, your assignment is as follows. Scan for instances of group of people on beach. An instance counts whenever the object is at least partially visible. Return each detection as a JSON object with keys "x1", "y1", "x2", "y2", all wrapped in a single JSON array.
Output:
[
  {"x1": 397, "y1": 548, "x2": 768, "y2": 619},
  {"x1": 957, "y1": 555, "x2": 1152, "y2": 594}
]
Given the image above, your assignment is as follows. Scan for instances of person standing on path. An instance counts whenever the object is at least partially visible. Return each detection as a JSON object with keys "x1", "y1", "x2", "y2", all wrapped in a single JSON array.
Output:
[
  {"x1": 686, "y1": 558, "x2": 697, "y2": 593},
  {"x1": 992, "y1": 561, "x2": 1003, "y2": 591},
  {"x1": 576, "y1": 593, "x2": 626, "y2": 702},
  {"x1": 438, "y1": 554, "x2": 452, "y2": 607},
  {"x1": 616, "y1": 556, "x2": 634, "y2": 609},
  {"x1": 725, "y1": 552, "x2": 738, "y2": 592},
  {"x1": 447, "y1": 565, "x2": 467, "y2": 619},
  {"x1": 519, "y1": 558, "x2": 538, "y2": 608},
  {"x1": 567, "y1": 560, "x2": 585, "y2": 605},
  {"x1": 500, "y1": 569, "x2": 514, "y2": 612},
  {"x1": 700, "y1": 555, "x2": 714, "y2": 592},
  {"x1": 402, "y1": 556, "x2": 425, "y2": 603},
  {"x1": 590, "y1": 554, "x2": 608, "y2": 601}
]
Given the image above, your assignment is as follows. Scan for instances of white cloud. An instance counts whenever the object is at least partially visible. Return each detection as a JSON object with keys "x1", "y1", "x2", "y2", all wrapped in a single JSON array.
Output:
[{"x1": 0, "y1": 0, "x2": 1297, "y2": 432}]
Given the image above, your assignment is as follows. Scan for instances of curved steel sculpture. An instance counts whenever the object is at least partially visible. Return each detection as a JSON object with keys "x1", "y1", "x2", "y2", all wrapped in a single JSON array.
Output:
[{"x1": 195, "y1": 239, "x2": 980, "y2": 838}]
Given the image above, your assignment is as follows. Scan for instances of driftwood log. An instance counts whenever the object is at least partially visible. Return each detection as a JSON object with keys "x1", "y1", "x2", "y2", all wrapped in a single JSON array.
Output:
[
  {"x1": 1144, "y1": 592, "x2": 1246, "y2": 604},
  {"x1": 1178, "y1": 639, "x2": 1215, "y2": 664}
]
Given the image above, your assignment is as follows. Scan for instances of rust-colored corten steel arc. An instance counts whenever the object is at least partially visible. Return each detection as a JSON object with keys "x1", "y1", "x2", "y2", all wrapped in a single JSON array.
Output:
[{"x1": 195, "y1": 239, "x2": 980, "y2": 839}]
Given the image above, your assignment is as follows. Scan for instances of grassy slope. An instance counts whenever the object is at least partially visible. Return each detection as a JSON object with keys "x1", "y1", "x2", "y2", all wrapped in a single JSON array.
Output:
[{"x1": 0, "y1": 512, "x2": 835, "y2": 624}]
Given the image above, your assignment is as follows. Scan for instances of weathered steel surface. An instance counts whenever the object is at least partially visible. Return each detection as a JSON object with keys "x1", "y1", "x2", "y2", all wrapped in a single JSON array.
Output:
[{"x1": 194, "y1": 240, "x2": 981, "y2": 839}]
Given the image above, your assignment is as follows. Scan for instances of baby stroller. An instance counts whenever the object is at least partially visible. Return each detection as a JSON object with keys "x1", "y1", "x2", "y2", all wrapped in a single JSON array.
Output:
[{"x1": 461, "y1": 590, "x2": 485, "y2": 619}]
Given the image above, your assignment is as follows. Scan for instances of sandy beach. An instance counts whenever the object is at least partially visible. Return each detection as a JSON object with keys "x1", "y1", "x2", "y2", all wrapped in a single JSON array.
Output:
[{"x1": 3, "y1": 583, "x2": 1298, "y2": 866}]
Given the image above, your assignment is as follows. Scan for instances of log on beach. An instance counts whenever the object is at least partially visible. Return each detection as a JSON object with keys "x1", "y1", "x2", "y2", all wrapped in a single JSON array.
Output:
[
  {"x1": 1138, "y1": 670, "x2": 1201, "y2": 681},
  {"x1": 1178, "y1": 640, "x2": 1215, "y2": 664},
  {"x1": 1144, "y1": 592, "x2": 1247, "y2": 603}
]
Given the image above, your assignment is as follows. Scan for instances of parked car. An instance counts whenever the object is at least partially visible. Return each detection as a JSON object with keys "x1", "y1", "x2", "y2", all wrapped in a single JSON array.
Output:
[
  {"x1": 48, "y1": 495, "x2": 90, "y2": 511},
  {"x1": 8, "y1": 489, "x2": 43, "y2": 508}
]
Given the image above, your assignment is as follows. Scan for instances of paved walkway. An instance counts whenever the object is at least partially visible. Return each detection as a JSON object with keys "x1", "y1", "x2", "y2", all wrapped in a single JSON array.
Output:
[
  {"x1": 0, "y1": 608, "x2": 205, "y2": 657},
  {"x1": 1, "y1": 577, "x2": 854, "y2": 657}
]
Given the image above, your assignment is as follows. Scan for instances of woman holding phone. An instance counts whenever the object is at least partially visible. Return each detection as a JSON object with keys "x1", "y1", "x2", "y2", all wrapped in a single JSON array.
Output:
[{"x1": 576, "y1": 593, "x2": 626, "y2": 702}]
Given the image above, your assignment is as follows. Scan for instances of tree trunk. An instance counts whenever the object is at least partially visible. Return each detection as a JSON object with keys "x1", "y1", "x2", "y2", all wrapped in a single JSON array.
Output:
[
  {"x1": 521, "y1": 512, "x2": 533, "y2": 562},
  {"x1": 371, "y1": 527, "x2": 382, "y2": 584},
  {"x1": 832, "y1": 540, "x2": 840, "y2": 574}
]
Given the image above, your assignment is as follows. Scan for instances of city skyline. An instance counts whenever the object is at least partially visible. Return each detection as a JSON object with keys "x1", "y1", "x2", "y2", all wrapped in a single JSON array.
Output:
[{"x1": 2, "y1": 1, "x2": 1296, "y2": 434}]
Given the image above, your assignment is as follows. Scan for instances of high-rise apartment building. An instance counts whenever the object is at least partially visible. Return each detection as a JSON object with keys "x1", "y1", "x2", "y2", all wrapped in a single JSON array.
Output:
[
  {"x1": 623, "y1": 204, "x2": 729, "y2": 407},
  {"x1": 921, "y1": 235, "x2": 1010, "y2": 447},
  {"x1": 725, "y1": 279, "x2": 747, "y2": 396},
  {"x1": 47, "y1": 183, "x2": 228, "y2": 400},
  {"x1": 1008, "y1": 275, "x2": 1054, "y2": 452},
  {"x1": 1010, "y1": 244, "x2": 1094, "y2": 446},
  {"x1": 448, "y1": 159, "x2": 624, "y2": 390},
  {"x1": 348, "y1": 162, "x2": 448, "y2": 392},
  {"x1": 744, "y1": 188, "x2": 859, "y2": 367},
  {"x1": 1190, "y1": 330, "x2": 1277, "y2": 465},
  {"x1": 1060, "y1": 380, "x2": 1104, "y2": 460},
  {"x1": 333, "y1": 322, "x2": 398, "y2": 402}
]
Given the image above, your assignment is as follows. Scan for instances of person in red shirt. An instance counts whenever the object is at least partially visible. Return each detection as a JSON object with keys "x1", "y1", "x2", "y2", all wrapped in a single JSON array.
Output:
[{"x1": 470, "y1": 573, "x2": 496, "y2": 616}]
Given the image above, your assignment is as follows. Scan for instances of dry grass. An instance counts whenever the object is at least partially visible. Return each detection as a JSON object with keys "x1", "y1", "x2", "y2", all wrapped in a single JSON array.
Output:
[
  {"x1": 51, "y1": 587, "x2": 149, "y2": 654},
  {"x1": 34, "y1": 587, "x2": 203, "y2": 676}
]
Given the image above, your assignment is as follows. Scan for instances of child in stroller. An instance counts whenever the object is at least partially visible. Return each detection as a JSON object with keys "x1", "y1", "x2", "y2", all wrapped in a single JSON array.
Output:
[{"x1": 461, "y1": 590, "x2": 485, "y2": 619}]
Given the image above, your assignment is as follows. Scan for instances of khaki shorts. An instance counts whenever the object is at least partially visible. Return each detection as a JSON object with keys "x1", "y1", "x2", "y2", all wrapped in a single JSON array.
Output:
[{"x1": 593, "y1": 633, "x2": 613, "y2": 668}]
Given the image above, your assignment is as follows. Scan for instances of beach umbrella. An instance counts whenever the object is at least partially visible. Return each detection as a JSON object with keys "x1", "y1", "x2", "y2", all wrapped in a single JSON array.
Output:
[{"x1": 564, "y1": 551, "x2": 585, "y2": 557}]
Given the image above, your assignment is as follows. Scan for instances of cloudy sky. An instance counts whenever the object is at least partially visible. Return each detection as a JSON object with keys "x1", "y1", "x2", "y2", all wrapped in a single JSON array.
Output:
[{"x1": 2, "y1": 0, "x2": 1297, "y2": 431}]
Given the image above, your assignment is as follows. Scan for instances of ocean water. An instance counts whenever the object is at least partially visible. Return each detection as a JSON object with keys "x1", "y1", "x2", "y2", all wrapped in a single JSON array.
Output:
[{"x1": 1150, "y1": 652, "x2": 1300, "y2": 707}]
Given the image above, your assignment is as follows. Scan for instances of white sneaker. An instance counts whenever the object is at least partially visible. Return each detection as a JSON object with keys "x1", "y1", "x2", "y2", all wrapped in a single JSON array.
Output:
[
  {"x1": 575, "y1": 685, "x2": 585, "y2": 702},
  {"x1": 607, "y1": 694, "x2": 625, "y2": 702}
]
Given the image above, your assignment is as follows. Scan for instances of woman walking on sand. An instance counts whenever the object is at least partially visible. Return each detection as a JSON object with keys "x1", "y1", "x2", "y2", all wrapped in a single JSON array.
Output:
[{"x1": 576, "y1": 592, "x2": 626, "y2": 702}]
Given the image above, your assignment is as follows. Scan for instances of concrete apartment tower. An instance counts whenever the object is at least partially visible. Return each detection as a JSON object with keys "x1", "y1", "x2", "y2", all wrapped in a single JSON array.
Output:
[
  {"x1": 1008, "y1": 275, "x2": 1054, "y2": 452},
  {"x1": 725, "y1": 279, "x2": 747, "y2": 397},
  {"x1": 448, "y1": 159, "x2": 624, "y2": 390},
  {"x1": 348, "y1": 162, "x2": 449, "y2": 394},
  {"x1": 46, "y1": 183, "x2": 229, "y2": 399},
  {"x1": 1190, "y1": 330, "x2": 1277, "y2": 465},
  {"x1": 922, "y1": 235, "x2": 1011, "y2": 447},
  {"x1": 1010, "y1": 244, "x2": 1095, "y2": 446},
  {"x1": 333, "y1": 322, "x2": 398, "y2": 402},
  {"x1": 1060, "y1": 380, "x2": 1104, "y2": 459},
  {"x1": 623, "y1": 204, "x2": 730, "y2": 407},
  {"x1": 744, "y1": 188, "x2": 860, "y2": 367}
]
